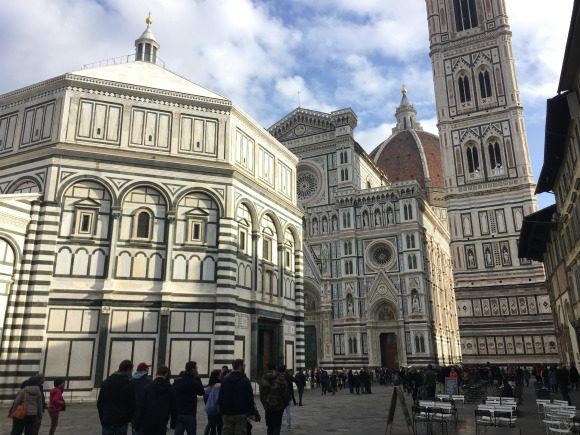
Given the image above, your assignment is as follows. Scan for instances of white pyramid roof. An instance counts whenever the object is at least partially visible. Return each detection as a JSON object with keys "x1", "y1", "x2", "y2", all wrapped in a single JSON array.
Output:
[{"x1": 70, "y1": 61, "x2": 228, "y2": 101}]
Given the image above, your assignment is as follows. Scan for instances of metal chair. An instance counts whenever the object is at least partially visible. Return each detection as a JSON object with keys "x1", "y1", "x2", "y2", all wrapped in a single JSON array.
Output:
[{"x1": 475, "y1": 409, "x2": 494, "y2": 435}]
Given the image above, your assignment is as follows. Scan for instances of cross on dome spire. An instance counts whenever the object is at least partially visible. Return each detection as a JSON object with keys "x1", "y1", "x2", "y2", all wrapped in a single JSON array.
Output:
[
  {"x1": 135, "y1": 13, "x2": 160, "y2": 64},
  {"x1": 392, "y1": 86, "x2": 423, "y2": 133}
]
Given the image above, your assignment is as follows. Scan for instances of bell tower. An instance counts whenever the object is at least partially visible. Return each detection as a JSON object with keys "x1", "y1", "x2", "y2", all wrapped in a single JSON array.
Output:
[{"x1": 426, "y1": 0, "x2": 558, "y2": 363}]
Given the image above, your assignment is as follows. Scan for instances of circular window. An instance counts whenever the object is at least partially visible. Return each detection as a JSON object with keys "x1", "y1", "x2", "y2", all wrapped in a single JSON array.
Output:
[
  {"x1": 367, "y1": 242, "x2": 394, "y2": 269},
  {"x1": 297, "y1": 170, "x2": 319, "y2": 201}
]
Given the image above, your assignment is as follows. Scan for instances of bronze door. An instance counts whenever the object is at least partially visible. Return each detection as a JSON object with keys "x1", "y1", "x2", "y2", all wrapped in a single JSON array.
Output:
[{"x1": 380, "y1": 333, "x2": 399, "y2": 370}]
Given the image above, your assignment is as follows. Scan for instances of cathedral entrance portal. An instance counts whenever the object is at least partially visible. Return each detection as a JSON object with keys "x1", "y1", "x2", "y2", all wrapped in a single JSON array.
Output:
[
  {"x1": 379, "y1": 333, "x2": 399, "y2": 369},
  {"x1": 304, "y1": 325, "x2": 318, "y2": 368},
  {"x1": 257, "y1": 319, "x2": 281, "y2": 379}
]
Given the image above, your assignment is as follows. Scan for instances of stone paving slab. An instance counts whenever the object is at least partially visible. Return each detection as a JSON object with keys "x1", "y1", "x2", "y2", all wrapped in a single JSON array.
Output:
[{"x1": 2, "y1": 383, "x2": 575, "y2": 434}]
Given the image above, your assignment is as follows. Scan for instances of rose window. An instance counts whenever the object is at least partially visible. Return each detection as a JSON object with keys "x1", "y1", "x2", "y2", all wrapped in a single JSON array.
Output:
[{"x1": 297, "y1": 171, "x2": 319, "y2": 200}]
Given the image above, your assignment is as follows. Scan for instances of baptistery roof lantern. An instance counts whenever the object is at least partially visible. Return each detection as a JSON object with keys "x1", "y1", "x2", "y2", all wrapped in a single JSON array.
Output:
[
  {"x1": 135, "y1": 13, "x2": 160, "y2": 64},
  {"x1": 393, "y1": 85, "x2": 422, "y2": 133}
]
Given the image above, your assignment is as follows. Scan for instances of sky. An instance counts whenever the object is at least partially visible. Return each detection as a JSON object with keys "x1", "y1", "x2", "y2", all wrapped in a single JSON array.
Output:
[{"x1": 0, "y1": 0, "x2": 574, "y2": 208}]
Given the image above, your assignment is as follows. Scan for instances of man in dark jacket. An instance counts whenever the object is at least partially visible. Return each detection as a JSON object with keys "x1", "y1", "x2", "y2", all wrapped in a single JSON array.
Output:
[
  {"x1": 260, "y1": 365, "x2": 290, "y2": 435},
  {"x1": 134, "y1": 366, "x2": 173, "y2": 435},
  {"x1": 131, "y1": 362, "x2": 152, "y2": 435},
  {"x1": 98, "y1": 360, "x2": 136, "y2": 435},
  {"x1": 294, "y1": 368, "x2": 306, "y2": 406},
  {"x1": 172, "y1": 361, "x2": 205, "y2": 435},
  {"x1": 219, "y1": 359, "x2": 255, "y2": 435}
]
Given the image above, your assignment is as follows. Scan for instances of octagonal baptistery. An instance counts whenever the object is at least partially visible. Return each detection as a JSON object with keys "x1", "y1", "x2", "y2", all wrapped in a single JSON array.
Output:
[
  {"x1": 370, "y1": 89, "x2": 446, "y2": 210},
  {"x1": 0, "y1": 18, "x2": 304, "y2": 401}
]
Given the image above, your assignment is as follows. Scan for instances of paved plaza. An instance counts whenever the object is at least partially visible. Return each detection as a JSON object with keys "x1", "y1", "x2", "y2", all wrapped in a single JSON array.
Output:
[{"x1": 3, "y1": 382, "x2": 579, "y2": 435}]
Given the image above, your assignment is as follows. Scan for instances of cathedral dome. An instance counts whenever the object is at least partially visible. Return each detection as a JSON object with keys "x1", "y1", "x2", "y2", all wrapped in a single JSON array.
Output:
[{"x1": 370, "y1": 88, "x2": 444, "y2": 191}]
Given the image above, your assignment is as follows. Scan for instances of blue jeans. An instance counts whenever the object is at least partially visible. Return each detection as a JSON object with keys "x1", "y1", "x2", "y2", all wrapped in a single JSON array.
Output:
[
  {"x1": 102, "y1": 425, "x2": 128, "y2": 435},
  {"x1": 174, "y1": 415, "x2": 197, "y2": 435}
]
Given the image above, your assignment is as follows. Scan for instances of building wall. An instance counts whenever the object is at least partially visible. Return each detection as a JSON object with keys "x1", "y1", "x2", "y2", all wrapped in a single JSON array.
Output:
[
  {"x1": 270, "y1": 110, "x2": 461, "y2": 368},
  {"x1": 0, "y1": 72, "x2": 304, "y2": 400},
  {"x1": 426, "y1": 0, "x2": 558, "y2": 363}
]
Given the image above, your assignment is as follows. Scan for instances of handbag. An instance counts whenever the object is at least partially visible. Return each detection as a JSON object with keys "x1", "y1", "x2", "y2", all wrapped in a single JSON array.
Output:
[{"x1": 9, "y1": 390, "x2": 27, "y2": 420}]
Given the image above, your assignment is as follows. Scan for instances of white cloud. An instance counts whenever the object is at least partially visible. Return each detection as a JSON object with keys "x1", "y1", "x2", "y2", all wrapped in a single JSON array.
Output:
[
  {"x1": 356, "y1": 122, "x2": 394, "y2": 152},
  {"x1": 274, "y1": 75, "x2": 334, "y2": 114}
]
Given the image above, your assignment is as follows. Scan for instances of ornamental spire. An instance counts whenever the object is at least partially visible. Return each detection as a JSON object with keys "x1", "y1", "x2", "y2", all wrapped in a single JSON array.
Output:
[
  {"x1": 135, "y1": 13, "x2": 160, "y2": 63},
  {"x1": 392, "y1": 86, "x2": 422, "y2": 133}
]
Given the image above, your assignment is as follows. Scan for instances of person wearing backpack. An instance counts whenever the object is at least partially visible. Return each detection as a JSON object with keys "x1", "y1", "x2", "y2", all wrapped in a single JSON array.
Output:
[
  {"x1": 260, "y1": 365, "x2": 290, "y2": 435},
  {"x1": 219, "y1": 359, "x2": 255, "y2": 435},
  {"x1": 9, "y1": 375, "x2": 44, "y2": 435},
  {"x1": 203, "y1": 370, "x2": 223, "y2": 435},
  {"x1": 48, "y1": 379, "x2": 66, "y2": 435}
]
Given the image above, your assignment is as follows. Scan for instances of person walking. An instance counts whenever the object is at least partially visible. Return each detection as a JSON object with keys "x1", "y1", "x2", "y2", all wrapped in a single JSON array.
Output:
[
  {"x1": 294, "y1": 368, "x2": 306, "y2": 406},
  {"x1": 9, "y1": 375, "x2": 44, "y2": 435},
  {"x1": 131, "y1": 363, "x2": 152, "y2": 435},
  {"x1": 172, "y1": 361, "x2": 205, "y2": 435},
  {"x1": 48, "y1": 379, "x2": 66, "y2": 435},
  {"x1": 204, "y1": 369, "x2": 223, "y2": 435},
  {"x1": 570, "y1": 364, "x2": 579, "y2": 391},
  {"x1": 320, "y1": 370, "x2": 329, "y2": 396},
  {"x1": 347, "y1": 370, "x2": 354, "y2": 394},
  {"x1": 97, "y1": 360, "x2": 136, "y2": 435},
  {"x1": 219, "y1": 359, "x2": 256, "y2": 435},
  {"x1": 424, "y1": 365, "x2": 437, "y2": 400},
  {"x1": 134, "y1": 366, "x2": 173, "y2": 435},
  {"x1": 260, "y1": 364, "x2": 290, "y2": 435},
  {"x1": 558, "y1": 365, "x2": 571, "y2": 405}
]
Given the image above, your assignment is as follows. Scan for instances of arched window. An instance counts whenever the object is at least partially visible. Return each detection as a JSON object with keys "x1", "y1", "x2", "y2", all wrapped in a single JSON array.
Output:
[
  {"x1": 408, "y1": 204, "x2": 413, "y2": 220},
  {"x1": 406, "y1": 235, "x2": 411, "y2": 248},
  {"x1": 410, "y1": 235, "x2": 415, "y2": 248},
  {"x1": 454, "y1": 0, "x2": 478, "y2": 32},
  {"x1": 479, "y1": 70, "x2": 492, "y2": 98},
  {"x1": 415, "y1": 336, "x2": 421, "y2": 353},
  {"x1": 412, "y1": 255, "x2": 418, "y2": 269},
  {"x1": 494, "y1": 142, "x2": 502, "y2": 168},
  {"x1": 458, "y1": 75, "x2": 472, "y2": 103},
  {"x1": 420, "y1": 336, "x2": 426, "y2": 352},
  {"x1": 135, "y1": 210, "x2": 152, "y2": 239},
  {"x1": 466, "y1": 145, "x2": 480, "y2": 174},
  {"x1": 404, "y1": 205, "x2": 409, "y2": 220},
  {"x1": 488, "y1": 143, "x2": 496, "y2": 168}
]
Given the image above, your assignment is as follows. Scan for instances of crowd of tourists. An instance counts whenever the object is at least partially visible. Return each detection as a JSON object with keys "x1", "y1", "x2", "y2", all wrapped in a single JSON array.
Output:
[{"x1": 8, "y1": 360, "x2": 580, "y2": 434}]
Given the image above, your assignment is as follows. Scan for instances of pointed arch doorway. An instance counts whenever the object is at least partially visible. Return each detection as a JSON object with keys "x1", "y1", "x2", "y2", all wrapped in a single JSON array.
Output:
[{"x1": 368, "y1": 300, "x2": 406, "y2": 369}]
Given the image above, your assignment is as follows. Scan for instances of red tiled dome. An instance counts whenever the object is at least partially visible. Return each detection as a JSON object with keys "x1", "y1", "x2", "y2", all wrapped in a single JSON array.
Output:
[{"x1": 370, "y1": 129, "x2": 444, "y2": 190}]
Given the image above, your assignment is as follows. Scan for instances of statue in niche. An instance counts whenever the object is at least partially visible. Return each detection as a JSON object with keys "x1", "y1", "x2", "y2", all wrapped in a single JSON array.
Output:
[
  {"x1": 331, "y1": 216, "x2": 338, "y2": 231},
  {"x1": 374, "y1": 210, "x2": 381, "y2": 226},
  {"x1": 346, "y1": 294, "x2": 354, "y2": 316},
  {"x1": 386, "y1": 208, "x2": 394, "y2": 224},
  {"x1": 363, "y1": 211, "x2": 369, "y2": 227},
  {"x1": 322, "y1": 217, "x2": 328, "y2": 233},
  {"x1": 485, "y1": 247, "x2": 493, "y2": 266},
  {"x1": 463, "y1": 215, "x2": 472, "y2": 236},
  {"x1": 502, "y1": 246, "x2": 510, "y2": 265},
  {"x1": 480, "y1": 213, "x2": 489, "y2": 234},
  {"x1": 411, "y1": 291, "x2": 421, "y2": 313},
  {"x1": 312, "y1": 219, "x2": 319, "y2": 235},
  {"x1": 467, "y1": 248, "x2": 476, "y2": 268}
]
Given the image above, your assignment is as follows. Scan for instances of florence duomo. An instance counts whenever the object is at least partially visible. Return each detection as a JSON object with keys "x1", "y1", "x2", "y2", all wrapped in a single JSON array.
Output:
[{"x1": 1, "y1": 0, "x2": 579, "y2": 433}]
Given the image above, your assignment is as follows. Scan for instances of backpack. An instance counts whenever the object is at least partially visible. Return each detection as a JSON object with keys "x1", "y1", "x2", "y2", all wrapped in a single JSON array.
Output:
[{"x1": 205, "y1": 386, "x2": 220, "y2": 416}]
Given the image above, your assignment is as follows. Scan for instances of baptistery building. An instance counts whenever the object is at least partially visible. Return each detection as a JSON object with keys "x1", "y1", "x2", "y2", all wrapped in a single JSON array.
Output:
[
  {"x1": 0, "y1": 21, "x2": 304, "y2": 400},
  {"x1": 269, "y1": 91, "x2": 462, "y2": 369}
]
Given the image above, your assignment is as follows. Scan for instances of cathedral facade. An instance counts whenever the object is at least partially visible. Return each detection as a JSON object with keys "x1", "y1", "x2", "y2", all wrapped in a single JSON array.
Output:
[
  {"x1": 425, "y1": 0, "x2": 558, "y2": 363},
  {"x1": 0, "y1": 23, "x2": 304, "y2": 400},
  {"x1": 269, "y1": 95, "x2": 461, "y2": 369}
]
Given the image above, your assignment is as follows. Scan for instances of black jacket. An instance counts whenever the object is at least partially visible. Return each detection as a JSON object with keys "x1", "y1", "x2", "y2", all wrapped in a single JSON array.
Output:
[
  {"x1": 97, "y1": 372, "x2": 135, "y2": 427},
  {"x1": 172, "y1": 372, "x2": 204, "y2": 416},
  {"x1": 218, "y1": 371, "x2": 255, "y2": 416},
  {"x1": 294, "y1": 372, "x2": 306, "y2": 388},
  {"x1": 134, "y1": 377, "x2": 173, "y2": 430}
]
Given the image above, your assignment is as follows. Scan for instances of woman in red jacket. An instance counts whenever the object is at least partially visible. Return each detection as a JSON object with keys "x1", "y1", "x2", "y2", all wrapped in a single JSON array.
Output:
[{"x1": 48, "y1": 379, "x2": 65, "y2": 435}]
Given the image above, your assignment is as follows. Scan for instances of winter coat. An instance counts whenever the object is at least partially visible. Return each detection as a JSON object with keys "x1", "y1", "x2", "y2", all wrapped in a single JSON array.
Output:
[
  {"x1": 294, "y1": 372, "x2": 306, "y2": 388},
  {"x1": 260, "y1": 370, "x2": 290, "y2": 412},
  {"x1": 97, "y1": 372, "x2": 135, "y2": 427},
  {"x1": 131, "y1": 371, "x2": 152, "y2": 407},
  {"x1": 171, "y1": 372, "x2": 204, "y2": 416},
  {"x1": 9, "y1": 385, "x2": 43, "y2": 417},
  {"x1": 48, "y1": 387, "x2": 65, "y2": 413},
  {"x1": 218, "y1": 371, "x2": 255, "y2": 416},
  {"x1": 134, "y1": 377, "x2": 173, "y2": 430}
]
